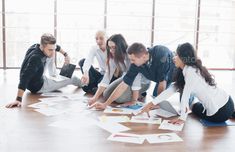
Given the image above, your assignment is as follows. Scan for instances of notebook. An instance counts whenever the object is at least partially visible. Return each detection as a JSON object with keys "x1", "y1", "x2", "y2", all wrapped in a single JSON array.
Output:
[
  {"x1": 59, "y1": 63, "x2": 76, "y2": 78},
  {"x1": 50, "y1": 64, "x2": 76, "y2": 81}
]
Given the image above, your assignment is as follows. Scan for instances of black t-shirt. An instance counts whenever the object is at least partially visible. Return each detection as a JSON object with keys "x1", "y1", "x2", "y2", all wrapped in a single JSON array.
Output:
[{"x1": 123, "y1": 45, "x2": 175, "y2": 86}]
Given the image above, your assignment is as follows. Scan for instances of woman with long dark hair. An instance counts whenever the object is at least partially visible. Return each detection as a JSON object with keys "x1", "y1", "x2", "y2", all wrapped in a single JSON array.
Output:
[
  {"x1": 139, "y1": 42, "x2": 234, "y2": 124},
  {"x1": 88, "y1": 34, "x2": 150, "y2": 109}
]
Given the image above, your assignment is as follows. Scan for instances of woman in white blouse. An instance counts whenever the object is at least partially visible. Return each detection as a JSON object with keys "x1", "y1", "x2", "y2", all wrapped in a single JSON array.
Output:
[
  {"x1": 140, "y1": 42, "x2": 234, "y2": 124},
  {"x1": 88, "y1": 34, "x2": 150, "y2": 110}
]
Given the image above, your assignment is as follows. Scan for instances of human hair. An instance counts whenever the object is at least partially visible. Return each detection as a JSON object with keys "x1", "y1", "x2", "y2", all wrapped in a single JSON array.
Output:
[
  {"x1": 106, "y1": 34, "x2": 128, "y2": 74},
  {"x1": 127, "y1": 42, "x2": 148, "y2": 58},
  {"x1": 40, "y1": 33, "x2": 56, "y2": 46},
  {"x1": 174, "y1": 42, "x2": 216, "y2": 94},
  {"x1": 96, "y1": 30, "x2": 108, "y2": 38}
]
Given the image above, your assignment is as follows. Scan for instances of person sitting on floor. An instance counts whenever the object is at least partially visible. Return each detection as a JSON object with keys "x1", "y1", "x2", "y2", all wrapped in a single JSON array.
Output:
[
  {"x1": 79, "y1": 30, "x2": 107, "y2": 94},
  {"x1": 6, "y1": 33, "x2": 83, "y2": 108},
  {"x1": 139, "y1": 42, "x2": 235, "y2": 124}
]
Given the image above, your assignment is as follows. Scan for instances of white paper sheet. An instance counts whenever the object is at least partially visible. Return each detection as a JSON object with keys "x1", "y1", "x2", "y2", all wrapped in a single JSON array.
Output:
[
  {"x1": 39, "y1": 97, "x2": 68, "y2": 102},
  {"x1": 95, "y1": 121, "x2": 130, "y2": 133},
  {"x1": 159, "y1": 120, "x2": 184, "y2": 131},
  {"x1": 28, "y1": 101, "x2": 58, "y2": 109},
  {"x1": 49, "y1": 117, "x2": 96, "y2": 130},
  {"x1": 98, "y1": 115, "x2": 130, "y2": 123},
  {"x1": 130, "y1": 115, "x2": 161, "y2": 124},
  {"x1": 34, "y1": 107, "x2": 66, "y2": 116},
  {"x1": 144, "y1": 133, "x2": 183, "y2": 143},
  {"x1": 107, "y1": 133, "x2": 145, "y2": 144},
  {"x1": 154, "y1": 108, "x2": 178, "y2": 118},
  {"x1": 103, "y1": 107, "x2": 133, "y2": 115}
]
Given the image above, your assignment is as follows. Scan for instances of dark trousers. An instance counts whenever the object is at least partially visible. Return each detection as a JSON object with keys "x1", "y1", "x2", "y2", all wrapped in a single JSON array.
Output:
[
  {"x1": 192, "y1": 96, "x2": 234, "y2": 122},
  {"x1": 79, "y1": 58, "x2": 103, "y2": 93}
]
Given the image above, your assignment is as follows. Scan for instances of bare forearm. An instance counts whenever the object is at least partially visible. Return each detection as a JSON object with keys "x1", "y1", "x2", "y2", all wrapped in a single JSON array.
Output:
[
  {"x1": 132, "y1": 90, "x2": 139, "y2": 101},
  {"x1": 104, "y1": 81, "x2": 128, "y2": 106},
  {"x1": 157, "y1": 80, "x2": 167, "y2": 95},
  {"x1": 93, "y1": 86, "x2": 106, "y2": 100}
]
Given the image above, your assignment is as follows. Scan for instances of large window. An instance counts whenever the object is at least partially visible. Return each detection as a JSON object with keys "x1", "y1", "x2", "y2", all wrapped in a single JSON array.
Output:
[
  {"x1": 154, "y1": 0, "x2": 197, "y2": 51},
  {"x1": 198, "y1": 0, "x2": 235, "y2": 69},
  {"x1": 0, "y1": 0, "x2": 2, "y2": 67},
  {"x1": 0, "y1": 0, "x2": 235, "y2": 69},
  {"x1": 5, "y1": 0, "x2": 54, "y2": 67},
  {"x1": 56, "y1": 0, "x2": 104, "y2": 67},
  {"x1": 106, "y1": 0, "x2": 152, "y2": 47}
]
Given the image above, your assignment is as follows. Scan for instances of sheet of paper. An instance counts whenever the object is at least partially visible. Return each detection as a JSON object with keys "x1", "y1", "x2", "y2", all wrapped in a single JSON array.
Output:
[
  {"x1": 28, "y1": 101, "x2": 59, "y2": 109},
  {"x1": 64, "y1": 94, "x2": 89, "y2": 102},
  {"x1": 49, "y1": 117, "x2": 96, "y2": 130},
  {"x1": 40, "y1": 92, "x2": 66, "y2": 97},
  {"x1": 95, "y1": 121, "x2": 130, "y2": 133},
  {"x1": 103, "y1": 107, "x2": 133, "y2": 115},
  {"x1": 98, "y1": 115, "x2": 130, "y2": 123},
  {"x1": 130, "y1": 115, "x2": 161, "y2": 124},
  {"x1": 39, "y1": 97, "x2": 68, "y2": 102},
  {"x1": 154, "y1": 108, "x2": 178, "y2": 118},
  {"x1": 144, "y1": 133, "x2": 183, "y2": 144},
  {"x1": 34, "y1": 107, "x2": 66, "y2": 116},
  {"x1": 107, "y1": 133, "x2": 145, "y2": 144},
  {"x1": 159, "y1": 120, "x2": 184, "y2": 131}
]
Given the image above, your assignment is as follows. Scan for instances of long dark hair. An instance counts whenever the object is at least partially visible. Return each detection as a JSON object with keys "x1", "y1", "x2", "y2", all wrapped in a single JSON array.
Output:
[
  {"x1": 174, "y1": 42, "x2": 216, "y2": 94},
  {"x1": 106, "y1": 34, "x2": 128, "y2": 74}
]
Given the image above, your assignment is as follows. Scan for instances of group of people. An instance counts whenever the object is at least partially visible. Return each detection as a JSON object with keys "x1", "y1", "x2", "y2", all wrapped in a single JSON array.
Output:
[{"x1": 6, "y1": 31, "x2": 235, "y2": 125}]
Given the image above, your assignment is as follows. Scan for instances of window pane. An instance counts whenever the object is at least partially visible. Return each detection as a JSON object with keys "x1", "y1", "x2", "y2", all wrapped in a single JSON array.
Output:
[
  {"x1": 154, "y1": 0, "x2": 197, "y2": 51},
  {"x1": 57, "y1": 0, "x2": 104, "y2": 67},
  {"x1": 5, "y1": 0, "x2": 54, "y2": 67},
  {"x1": 198, "y1": 0, "x2": 235, "y2": 69},
  {"x1": 106, "y1": 0, "x2": 152, "y2": 47},
  {"x1": 0, "y1": 0, "x2": 2, "y2": 67}
]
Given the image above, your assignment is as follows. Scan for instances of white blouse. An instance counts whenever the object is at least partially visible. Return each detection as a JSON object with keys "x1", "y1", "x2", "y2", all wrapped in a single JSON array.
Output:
[
  {"x1": 152, "y1": 65, "x2": 229, "y2": 121},
  {"x1": 83, "y1": 45, "x2": 107, "y2": 75},
  {"x1": 99, "y1": 56, "x2": 150, "y2": 90}
]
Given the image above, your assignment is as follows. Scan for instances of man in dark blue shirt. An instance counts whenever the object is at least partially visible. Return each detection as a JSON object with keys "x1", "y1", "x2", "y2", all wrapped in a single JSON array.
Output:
[
  {"x1": 124, "y1": 43, "x2": 174, "y2": 96},
  {"x1": 6, "y1": 33, "x2": 82, "y2": 108},
  {"x1": 90, "y1": 42, "x2": 175, "y2": 110}
]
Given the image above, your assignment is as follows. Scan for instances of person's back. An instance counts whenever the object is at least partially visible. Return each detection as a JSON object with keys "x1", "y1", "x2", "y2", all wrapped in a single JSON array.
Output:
[{"x1": 19, "y1": 44, "x2": 46, "y2": 93}]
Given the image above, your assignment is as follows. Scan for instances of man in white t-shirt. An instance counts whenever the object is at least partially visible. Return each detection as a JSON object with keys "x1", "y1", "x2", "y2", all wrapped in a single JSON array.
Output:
[{"x1": 79, "y1": 30, "x2": 107, "y2": 94}]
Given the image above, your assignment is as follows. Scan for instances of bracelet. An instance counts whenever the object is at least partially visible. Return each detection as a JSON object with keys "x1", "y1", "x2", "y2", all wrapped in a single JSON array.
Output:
[
  {"x1": 63, "y1": 52, "x2": 68, "y2": 57},
  {"x1": 16, "y1": 96, "x2": 22, "y2": 102}
]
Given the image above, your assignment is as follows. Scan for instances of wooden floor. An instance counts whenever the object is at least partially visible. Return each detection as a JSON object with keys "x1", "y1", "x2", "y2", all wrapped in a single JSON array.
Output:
[{"x1": 0, "y1": 69, "x2": 235, "y2": 152}]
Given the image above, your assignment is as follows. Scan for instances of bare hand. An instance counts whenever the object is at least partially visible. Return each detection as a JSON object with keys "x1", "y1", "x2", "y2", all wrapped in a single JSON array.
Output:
[
  {"x1": 5, "y1": 100, "x2": 21, "y2": 108},
  {"x1": 137, "y1": 102, "x2": 155, "y2": 117},
  {"x1": 81, "y1": 74, "x2": 89, "y2": 85},
  {"x1": 169, "y1": 118, "x2": 185, "y2": 125},
  {"x1": 88, "y1": 97, "x2": 96, "y2": 106},
  {"x1": 89, "y1": 102, "x2": 107, "y2": 110},
  {"x1": 64, "y1": 56, "x2": 70, "y2": 64}
]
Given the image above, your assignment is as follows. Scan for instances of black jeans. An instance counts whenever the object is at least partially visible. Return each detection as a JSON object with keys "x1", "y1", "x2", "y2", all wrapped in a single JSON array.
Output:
[
  {"x1": 192, "y1": 96, "x2": 234, "y2": 122},
  {"x1": 79, "y1": 58, "x2": 103, "y2": 93},
  {"x1": 79, "y1": 58, "x2": 118, "y2": 93}
]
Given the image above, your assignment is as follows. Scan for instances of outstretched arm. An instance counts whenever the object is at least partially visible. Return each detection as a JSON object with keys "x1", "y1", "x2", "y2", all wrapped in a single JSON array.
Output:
[{"x1": 6, "y1": 89, "x2": 24, "y2": 108}]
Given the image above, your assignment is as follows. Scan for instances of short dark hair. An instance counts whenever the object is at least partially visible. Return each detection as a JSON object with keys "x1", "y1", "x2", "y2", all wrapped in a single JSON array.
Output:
[
  {"x1": 127, "y1": 43, "x2": 147, "y2": 57},
  {"x1": 40, "y1": 33, "x2": 56, "y2": 46}
]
